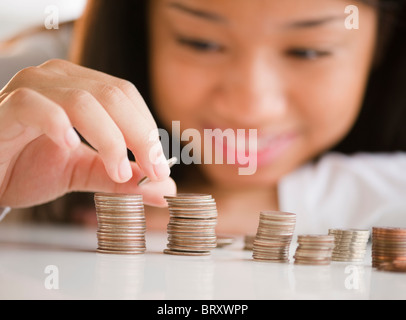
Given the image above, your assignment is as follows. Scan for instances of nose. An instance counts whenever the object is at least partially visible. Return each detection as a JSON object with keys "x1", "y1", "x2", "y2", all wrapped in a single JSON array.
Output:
[{"x1": 214, "y1": 51, "x2": 287, "y2": 125}]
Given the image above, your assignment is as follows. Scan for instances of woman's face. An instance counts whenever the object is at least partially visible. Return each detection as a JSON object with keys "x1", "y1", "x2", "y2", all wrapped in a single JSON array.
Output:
[{"x1": 149, "y1": 0, "x2": 377, "y2": 187}]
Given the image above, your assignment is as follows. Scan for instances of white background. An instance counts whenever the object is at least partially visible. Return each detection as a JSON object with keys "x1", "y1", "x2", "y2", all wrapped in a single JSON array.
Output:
[{"x1": 0, "y1": 0, "x2": 87, "y2": 41}]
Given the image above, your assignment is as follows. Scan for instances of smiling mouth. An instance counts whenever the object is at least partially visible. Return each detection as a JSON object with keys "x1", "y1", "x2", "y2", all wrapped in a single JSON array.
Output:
[{"x1": 204, "y1": 126, "x2": 298, "y2": 167}]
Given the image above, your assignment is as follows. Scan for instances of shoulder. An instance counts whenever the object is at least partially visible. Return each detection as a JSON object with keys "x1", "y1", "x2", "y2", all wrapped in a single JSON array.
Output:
[{"x1": 283, "y1": 152, "x2": 406, "y2": 183}]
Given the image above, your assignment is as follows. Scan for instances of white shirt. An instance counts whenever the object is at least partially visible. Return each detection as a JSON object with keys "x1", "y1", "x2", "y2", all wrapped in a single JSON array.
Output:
[{"x1": 279, "y1": 152, "x2": 406, "y2": 234}]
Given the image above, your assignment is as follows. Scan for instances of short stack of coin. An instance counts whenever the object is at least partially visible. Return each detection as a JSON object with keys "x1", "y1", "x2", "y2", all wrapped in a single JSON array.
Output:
[
  {"x1": 372, "y1": 227, "x2": 406, "y2": 268},
  {"x1": 329, "y1": 229, "x2": 370, "y2": 263},
  {"x1": 294, "y1": 235, "x2": 335, "y2": 266},
  {"x1": 244, "y1": 235, "x2": 255, "y2": 251},
  {"x1": 216, "y1": 236, "x2": 234, "y2": 248},
  {"x1": 252, "y1": 211, "x2": 296, "y2": 263},
  {"x1": 164, "y1": 194, "x2": 218, "y2": 256},
  {"x1": 94, "y1": 193, "x2": 146, "y2": 255}
]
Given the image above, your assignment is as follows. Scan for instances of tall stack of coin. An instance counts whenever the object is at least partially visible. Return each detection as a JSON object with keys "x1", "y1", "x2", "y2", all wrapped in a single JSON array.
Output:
[
  {"x1": 329, "y1": 229, "x2": 370, "y2": 263},
  {"x1": 252, "y1": 211, "x2": 296, "y2": 263},
  {"x1": 372, "y1": 227, "x2": 406, "y2": 268},
  {"x1": 164, "y1": 194, "x2": 218, "y2": 256},
  {"x1": 94, "y1": 193, "x2": 146, "y2": 255},
  {"x1": 294, "y1": 235, "x2": 335, "y2": 266}
]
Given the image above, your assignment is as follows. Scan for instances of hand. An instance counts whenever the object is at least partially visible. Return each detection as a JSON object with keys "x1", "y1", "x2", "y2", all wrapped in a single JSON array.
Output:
[{"x1": 0, "y1": 59, "x2": 175, "y2": 208}]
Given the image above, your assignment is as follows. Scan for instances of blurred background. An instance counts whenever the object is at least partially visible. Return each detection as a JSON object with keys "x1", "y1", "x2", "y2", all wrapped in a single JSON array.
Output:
[
  {"x1": 0, "y1": 0, "x2": 86, "y2": 41},
  {"x1": 0, "y1": 0, "x2": 87, "y2": 88},
  {"x1": 0, "y1": 1, "x2": 89, "y2": 225}
]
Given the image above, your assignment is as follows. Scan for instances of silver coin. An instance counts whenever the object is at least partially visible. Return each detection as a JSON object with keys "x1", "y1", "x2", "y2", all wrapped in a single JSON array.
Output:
[
  {"x1": 97, "y1": 248, "x2": 145, "y2": 255},
  {"x1": 137, "y1": 157, "x2": 178, "y2": 186},
  {"x1": 168, "y1": 220, "x2": 218, "y2": 227},
  {"x1": 216, "y1": 236, "x2": 234, "y2": 248},
  {"x1": 163, "y1": 249, "x2": 211, "y2": 256},
  {"x1": 164, "y1": 193, "x2": 218, "y2": 255},
  {"x1": 165, "y1": 193, "x2": 213, "y2": 200},
  {"x1": 97, "y1": 243, "x2": 146, "y2": 248}
]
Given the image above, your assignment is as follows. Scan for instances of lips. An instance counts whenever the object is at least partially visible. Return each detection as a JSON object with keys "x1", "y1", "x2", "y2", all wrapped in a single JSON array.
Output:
[
  {"x1": 252, "y1": 132, "x2": 297, "y2": 167},
  {"x1": 204, "y1": 126, "x2": 297, "y2": 167}
]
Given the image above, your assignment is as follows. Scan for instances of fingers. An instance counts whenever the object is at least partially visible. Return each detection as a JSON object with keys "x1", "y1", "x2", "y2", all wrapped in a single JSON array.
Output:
[
  {"x1": 39, "y1": 59, "x2": 156, "y2": 123},
  {"x1": 0, "y1": 88, "x2": 81, "y2": 154},
  {"x1": 69, "y1": 144, "x2": 177, "y2": 207},
  {"x1": 0, "y1": 60, "x2": 176, "y2": 210},
  {"x1": 8, "y1": 62, "x2": 170, "y2": 183},
  {"x1": 39, "y1": 60, "x2": 170, "y2": 181},
  {"x1": 36, "y1": 87, "x2": 133, "y2": 184},
  {"x1": 78, "y1": 78, "x2": 169, "y2": 182}
]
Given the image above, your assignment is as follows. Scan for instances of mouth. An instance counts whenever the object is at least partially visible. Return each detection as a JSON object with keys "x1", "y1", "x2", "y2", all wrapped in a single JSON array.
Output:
[{"x1": 204, "y1": 126, "x2": 298, "y2": 168}]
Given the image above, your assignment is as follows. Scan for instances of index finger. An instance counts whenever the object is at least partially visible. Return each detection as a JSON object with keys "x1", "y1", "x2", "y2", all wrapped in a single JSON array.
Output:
[
  {"x1": 39, "y1": 59, "x2": 155, "y2": 123},
  {"x1": 39, "y1": 60, "x2": 170, "y2": 181}
]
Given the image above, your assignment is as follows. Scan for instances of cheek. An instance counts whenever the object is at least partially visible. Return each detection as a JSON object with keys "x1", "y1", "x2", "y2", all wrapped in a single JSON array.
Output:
[
  {"x1": 297, "y1": 61, "x2": 369, "y2": 150},
  {"x1": 151, "y1": 54, "x2": 216, "y2": 127},
  {"x1": 296, "y1": 26, "x2": 376, "y2": 151}
]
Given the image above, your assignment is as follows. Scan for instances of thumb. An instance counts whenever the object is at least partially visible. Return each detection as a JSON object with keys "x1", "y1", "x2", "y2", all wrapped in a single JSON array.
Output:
[{"x1": 68, "y1": 144, "x2": 176, "y2": 207}]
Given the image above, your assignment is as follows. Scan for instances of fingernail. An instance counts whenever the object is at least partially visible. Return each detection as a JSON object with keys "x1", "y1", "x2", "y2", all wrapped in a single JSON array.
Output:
[
  {"x1": 118, "y1": 158, "x2": 133, "y2": 182},
  {"x1": 65, "y1": 127, "x2": 81, "y2": 149},
  {"x1": 153, "y1": 154, "x2": 170, "y2": 180}
]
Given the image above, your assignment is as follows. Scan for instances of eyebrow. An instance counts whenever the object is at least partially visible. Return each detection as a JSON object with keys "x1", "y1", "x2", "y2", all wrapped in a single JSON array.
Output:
[
  {"x1": 284, "y1": 15, "x2": 345, "y2": 29},
  {"x1": 167, "y1": 2, "x2": 227, "y2": 23},
  {"x1": 168, "y1": 2, "x2": 344, "y2": 30}
]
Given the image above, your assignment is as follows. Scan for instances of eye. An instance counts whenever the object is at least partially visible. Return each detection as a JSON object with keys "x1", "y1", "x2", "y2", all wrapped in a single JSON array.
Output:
[
  {"x1": 176, "y1": 36, "x2": 224, "y2": 53},
  {"x1": 286, "y1": 48, "x2": 332, "y2": 60}
]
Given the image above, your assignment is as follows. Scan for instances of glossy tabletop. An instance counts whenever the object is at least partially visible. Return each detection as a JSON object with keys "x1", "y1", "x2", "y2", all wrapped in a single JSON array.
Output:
[{"x1": 0, "y1": 224, "x2": 405, "y2": 300}]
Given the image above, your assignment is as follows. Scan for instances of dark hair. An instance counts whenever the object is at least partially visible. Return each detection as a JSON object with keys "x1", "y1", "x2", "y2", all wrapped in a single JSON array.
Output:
[{"x1": 336, "y1": 0, "x2": 406, "y2": 153}]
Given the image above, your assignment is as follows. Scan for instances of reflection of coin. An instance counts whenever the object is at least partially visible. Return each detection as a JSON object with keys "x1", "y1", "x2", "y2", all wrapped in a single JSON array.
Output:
[
  {"x1": 164, "y1": 194, "x2": 218, "y2": 256},
  {"x1": 377, "y1": 260, "x2": 406, "y2": 273},
  {"x1": 94, "y1": 193, "x2": 146, "y2": 255}
]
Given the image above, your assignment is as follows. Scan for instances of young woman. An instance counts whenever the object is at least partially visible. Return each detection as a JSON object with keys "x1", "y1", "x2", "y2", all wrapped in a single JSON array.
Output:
[{"x1": 0, "y1": 0, "x2": 405, "y2": 235}]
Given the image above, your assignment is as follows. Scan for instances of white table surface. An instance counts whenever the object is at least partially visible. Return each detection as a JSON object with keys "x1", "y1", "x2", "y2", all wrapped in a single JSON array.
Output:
[{"x1": 0, "y1": 224, "x2": 405, "y2": 300}]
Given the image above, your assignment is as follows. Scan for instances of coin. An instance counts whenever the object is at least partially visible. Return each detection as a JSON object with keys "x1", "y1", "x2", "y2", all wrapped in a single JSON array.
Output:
[
  {"x1": 165, "y1": 193, "x2": 213, "y2": 199},
  {"x1": 94, "y1": 193, "x2": 146, "y2": 255},
  {"x1": 329, "y1": 228, "x2": 369, "y2": 263},
  {"x1": 252, "y1": 211, "x2": 296, "y2": 263},
  {"x1": 243, "y1": 235, "x2": 255, "y2": 250},
  {"x1": 294, "y1": 234, "x2": 334, "y2": 266},
  {"x1": 137, "y1": 157, "x2": 178, "y2": 186},
  {"x1": 96, "y1": 248, "x2": 145, "y2": 255},
  {"x1": 163, "y1": 249, "x2": 211, "y2": 256},
  {"x1": 372, "y1": 227, "x2": 406, "y2": 268},
  {"x1": 163, "y1": 193, "x2": 218, "y2": 256}
]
